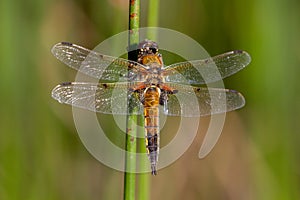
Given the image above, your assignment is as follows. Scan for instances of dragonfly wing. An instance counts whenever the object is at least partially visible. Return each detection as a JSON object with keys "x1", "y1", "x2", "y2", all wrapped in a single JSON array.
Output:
[
  {"x1": 163, "y1": 83, "x2": 245, "y2": 117},
  {"x1": 163, "y1": 50, "x2": 251, "y2": 85},
  {"x1": 51, "y1": 42, "x2": 146, "y2": 82},
  {"x1": 51, "y1": 82, "x2": 143, "y2": 115}
]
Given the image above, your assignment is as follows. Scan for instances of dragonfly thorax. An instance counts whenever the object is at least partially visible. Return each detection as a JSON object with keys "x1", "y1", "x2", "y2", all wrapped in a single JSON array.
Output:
[
  {"x1": 136, "y1": 40, "x2": 164, "y2": 85},
  {"x1": 143, "y1": 62, "x2": 163, "y2": 85}
]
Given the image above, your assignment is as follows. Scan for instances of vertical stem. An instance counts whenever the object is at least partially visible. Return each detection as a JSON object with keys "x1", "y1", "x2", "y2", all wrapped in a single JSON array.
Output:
[
  {"x1": 147, "y1": 0, "x2": 160, "y2": 40},
  {"x1": 137, "y1": 126, "x2": 150, "y2": 200},
  {"x1": 124, "y1": 113, "x2": 137, "y2": 200},
  {"x1": 147, "y1": 0, "x2": 159, "y2": 26},
  {"x1": 129, "y1": 0, "x2": 140, "y2": 45},
  {"x1": 124, "y1": 0, "x2": 140, "y2": 200},
  {"x1": 137, "y1": 1, "x2": 160, "y2": 200}
]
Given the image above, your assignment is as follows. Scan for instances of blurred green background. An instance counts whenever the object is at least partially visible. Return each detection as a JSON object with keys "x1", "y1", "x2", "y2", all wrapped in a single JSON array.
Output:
[{"x1": 0, "y1": 0, "x2": 299, "y2": 199}]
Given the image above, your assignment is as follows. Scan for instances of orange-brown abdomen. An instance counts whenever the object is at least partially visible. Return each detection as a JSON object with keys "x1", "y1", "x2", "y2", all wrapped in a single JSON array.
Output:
[{"x1": 143, "y1": 86, "x2": 160, "y2": 175}]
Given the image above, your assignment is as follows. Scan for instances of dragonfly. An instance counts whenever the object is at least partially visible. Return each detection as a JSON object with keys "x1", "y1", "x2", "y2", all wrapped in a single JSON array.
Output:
[{"x1": 51, "y1": 40, "x2": 251, "y2": 175}]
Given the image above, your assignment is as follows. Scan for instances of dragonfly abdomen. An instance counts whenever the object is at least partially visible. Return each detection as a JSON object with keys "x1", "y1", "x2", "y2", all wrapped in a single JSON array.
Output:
[{"x1": 143, "y1": 86, "x2": 160, "y2": 175}]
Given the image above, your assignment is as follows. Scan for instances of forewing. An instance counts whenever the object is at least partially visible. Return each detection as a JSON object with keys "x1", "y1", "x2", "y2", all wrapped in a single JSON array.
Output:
[
  {"x1": 51, "y1": 82, "x2": 143, "y2": 115},
  {"x1": 163, "y1": 83, "x2": 245, "y2": 117},
  {"x1": 51, "y1": 42, "x2": 146, "y2": 82},
  {"x1": 163, "y1": 50, "x2": 251, "y2": 85}
]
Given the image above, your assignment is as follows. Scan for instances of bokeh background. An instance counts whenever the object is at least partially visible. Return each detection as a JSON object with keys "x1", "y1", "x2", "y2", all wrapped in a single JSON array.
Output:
[{"x1": 1, "y1": 0, "x2": 299, "y2": 199}]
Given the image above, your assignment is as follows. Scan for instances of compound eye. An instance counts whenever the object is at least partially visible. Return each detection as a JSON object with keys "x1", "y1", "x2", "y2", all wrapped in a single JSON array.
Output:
[
  {"x1": 137, "y1": 49, "x2": 143, "y2": 55},
  {"x1": 150, "y1": 48, "x2": 157, "y2": 54}
]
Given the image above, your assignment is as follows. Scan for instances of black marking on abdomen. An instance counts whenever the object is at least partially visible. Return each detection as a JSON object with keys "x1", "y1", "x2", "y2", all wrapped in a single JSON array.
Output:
[{"x1": 146, "y1": 134, "x2": 158, "y2": 152}]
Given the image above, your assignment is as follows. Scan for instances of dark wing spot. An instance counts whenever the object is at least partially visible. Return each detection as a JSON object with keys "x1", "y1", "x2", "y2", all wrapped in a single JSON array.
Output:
[
  {"x1": 61, "y1": 42, "x2": 73, "y2": 46},
  {"x1": 172, "y1": 89, "x2": 178, "y2": 94},
  {"x1": 102, "y1": 83, "x2": 108, "y2": 89},
  {"x1": 233, "y1": 50, "x2": 243, "y2": 54},
  {"x1": 61, "y1": 82, "x2": 73, "y2": 86}
]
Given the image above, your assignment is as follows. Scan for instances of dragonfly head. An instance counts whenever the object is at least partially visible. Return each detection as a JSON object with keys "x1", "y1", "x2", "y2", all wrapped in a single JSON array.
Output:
[{"x1": 138, "y1": 39, "x2": 159, "y2": 57}]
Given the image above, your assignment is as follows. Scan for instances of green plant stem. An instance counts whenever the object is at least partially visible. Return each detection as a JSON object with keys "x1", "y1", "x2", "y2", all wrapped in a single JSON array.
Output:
[
  {"x1": 147, "y1": 0, "x2": 159, "y2": 40},
  {"x1": 124, "y1": 0, "x2": 140, "y2": 200},
  {"x1": 128, "y1": 0, "x2": 140, "y2": 45},
  {"x1": 137, "y1": 1, "x2": 160, "y2": 199},
  {"x1": 124, "y1": 112, "x2": 137, "y2": 200},
  {"x1": 137, "y1": 120, "x2": 149, "y2": 200}
]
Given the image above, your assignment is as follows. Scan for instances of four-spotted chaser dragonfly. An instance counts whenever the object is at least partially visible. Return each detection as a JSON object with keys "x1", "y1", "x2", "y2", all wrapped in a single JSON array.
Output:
[{"x1": 51, "y1": 40, "x2": 251, "y2": 175}]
